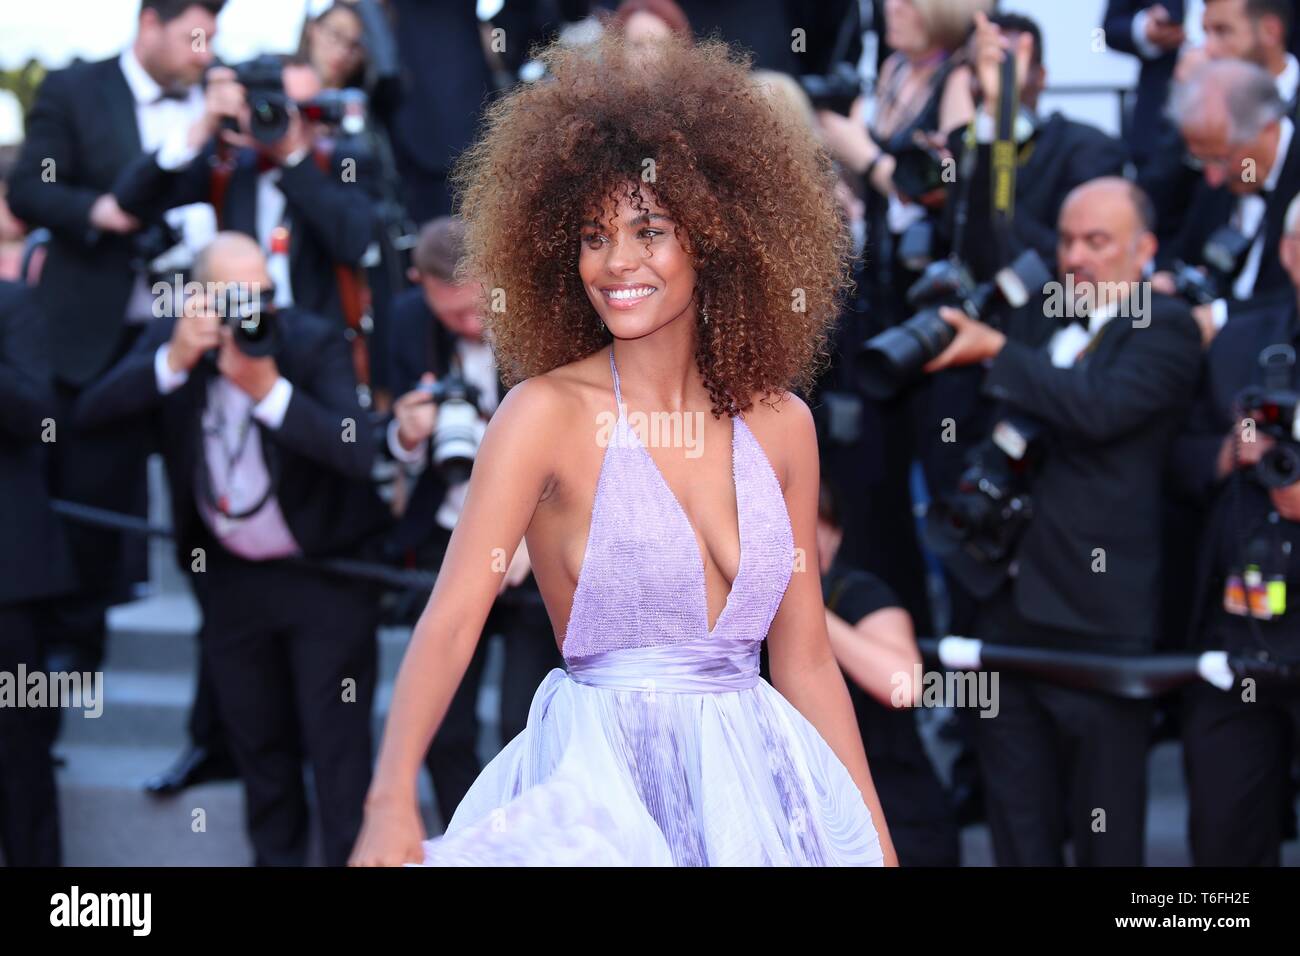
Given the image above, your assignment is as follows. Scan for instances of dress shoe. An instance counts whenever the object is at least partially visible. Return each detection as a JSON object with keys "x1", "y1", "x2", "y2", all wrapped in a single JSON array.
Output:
[{"x1": 143, "y1": 745, "x2": 238, "y2": 797}]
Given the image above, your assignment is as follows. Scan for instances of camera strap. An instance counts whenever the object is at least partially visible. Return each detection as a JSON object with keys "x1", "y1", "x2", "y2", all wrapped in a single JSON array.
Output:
[
  {"x1": 312, "y1": 145, "x2": 373, "y2": 401},
  {"x1": 990, "y1": 53, "x2": 1019, "y2": 264},
  {"x1": 198, "y1": 377, "x2": 276, "y2": 522},
  {"x1": 951, "y1": 55, "x2": 1021, "y2": 267},
  {"x1": 949, "y1": 125, "x2": 979, "y2": 260}
]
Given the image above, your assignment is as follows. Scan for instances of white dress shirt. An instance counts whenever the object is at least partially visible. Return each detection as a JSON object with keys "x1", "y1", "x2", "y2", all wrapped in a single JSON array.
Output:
[
  {"x1": 119, "y1": 48, "x2": 215, "y2": 322},
  {"x1": 1277, "y1": 52, "x2": 1300, "y2": 109},
  {"x1": 1045, "y1": 301, "x2": 1121, "y2": 369},
  {"x1": 154, "y1": 343, "x2": 301, "y2": 560}
]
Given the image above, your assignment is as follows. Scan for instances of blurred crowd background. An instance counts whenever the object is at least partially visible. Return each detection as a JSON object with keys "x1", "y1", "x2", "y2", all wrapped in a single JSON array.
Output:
[{"x1": 1, "y1": 0, "x2": 1299, "y2": 869}]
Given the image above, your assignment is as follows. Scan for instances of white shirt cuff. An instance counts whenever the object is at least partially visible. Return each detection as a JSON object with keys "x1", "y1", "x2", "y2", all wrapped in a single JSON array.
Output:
[
  {"x1": 252, "y1": 376, "x2": 293, "y2": 429},
  {"x1": 1131, "y1": 10, "x2": 1164, "y2": 61},
  {"x1": 387, "y1": 416, "x2": 428, "y2": 466},
  {"x1": 155, "y1": 126, "x2": 201, "y2": 171},
  {"x1": 1197, "y1": 650, "x2": 1235, "y2": 690},
  {"x1": 1210, "y1": 298, "x2": 1229, "y2": 332},
  {"x1": 155, "y1": 343, "x2": 189, "y2": 394}
]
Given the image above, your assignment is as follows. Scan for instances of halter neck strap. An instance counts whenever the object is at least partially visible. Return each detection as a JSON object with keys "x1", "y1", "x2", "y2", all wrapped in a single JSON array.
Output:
[{"x1": 609, "y1": 347, "x2": 623, "y2": 407}]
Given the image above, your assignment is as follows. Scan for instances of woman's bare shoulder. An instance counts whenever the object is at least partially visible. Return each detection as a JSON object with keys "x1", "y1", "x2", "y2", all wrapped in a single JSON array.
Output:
[
  {"x1": 490, "y1": 348, "x2": 612, "y2": 453},
  {"x1": 739, "y1": 389, "x2": 816, "y2": 489}
]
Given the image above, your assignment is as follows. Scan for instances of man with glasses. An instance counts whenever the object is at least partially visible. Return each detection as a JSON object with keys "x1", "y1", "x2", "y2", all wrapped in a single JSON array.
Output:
[{"x1": 1155, "y1": 58, "x2": 1300, "y2": 346}]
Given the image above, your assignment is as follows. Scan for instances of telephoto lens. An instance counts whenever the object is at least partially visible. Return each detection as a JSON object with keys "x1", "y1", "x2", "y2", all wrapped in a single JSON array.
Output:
[{"x1": 857, "y1": 249, "x2": 1052, "y2": 399}]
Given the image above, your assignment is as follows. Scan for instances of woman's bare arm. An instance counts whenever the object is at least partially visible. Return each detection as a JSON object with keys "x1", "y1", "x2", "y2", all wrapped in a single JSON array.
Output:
[
  {"x1": 826, "y1": 605, "x2": 922, "y2": 709},
  {"x1": 937, "y1": 62, "x2": 976, "y2": 135},
  {"x1": 365, "y1": 377, "x2": 561, "y2": 810},
  {"x1": 763, "y1": 395, "x2": 899, "y2": 866}
]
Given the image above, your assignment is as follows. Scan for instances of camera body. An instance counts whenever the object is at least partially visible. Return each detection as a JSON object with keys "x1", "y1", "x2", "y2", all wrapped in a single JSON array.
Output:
[
  {"x1": 1170, "y1": 259, "x2": 1220, "y2": 305},
  {"x1": 1170, "y1": 225, "x2": 1253, "y2": 306},
  {"x1": 208, "y1": 282, "x2": 280, "y2": 358},
  {"x1": 227, "y1": 55, "x2": 292, "y2": 145},
  {"x1": 925, "y1": 413, "x2": 1045, "y2": 597},
  {"x1": 416, "y1": 374, "x2": 487, "y2": 485},
  {"x1": 1238, "y1": 384, "x2": 1300, "y2": 489},
  {"x1": 797, "y1": 62, "x2": 861, "y2": 116},
  {"x1": 298, "y1": 88, "x2": 368, "y2": 136},
  {"x1": 891, "y1": 138, "x2": 949, "y2": 201},
  {"x1": 1233, "y1": 344, "x2": 1300, "y2": 489},
  {"x1": 130, "y1": 219, "x2": 192, "y2": 285}
]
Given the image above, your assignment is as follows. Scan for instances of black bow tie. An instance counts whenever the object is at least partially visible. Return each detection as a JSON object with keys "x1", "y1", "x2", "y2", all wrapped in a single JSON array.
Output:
[{"x1": 151, "y1": 88, "x2": 190, "y2": 103}]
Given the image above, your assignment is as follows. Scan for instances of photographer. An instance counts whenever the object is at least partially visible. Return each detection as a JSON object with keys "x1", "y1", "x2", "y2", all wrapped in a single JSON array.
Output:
[
  {"x1": 298, "y1": 0, "x2": 410, "y2": 403},
  {"x1": 73, "y1": 233, "x2": 391, "y2": 867},
  {"x1": 1153, "y1": 58, "x2": 1300, "y2": 346},
  {"x1": 0, "y1": 281, "x2": 77, "y2": 865},
  {"x1": 5, "y1": 0, "x2": 225, "y2": 673},
  {"x1": 920, "y1": 11, "x2": 1129, "y2": 635},
  {"x1": 937, "y1": 12, "x2": 1129, "y2": 288},
  {"x1": 112, "y1": 56, "x2": 377, "y2": 337},
  {"x1": 1173, "y1": 191, "x2": 1300, "y2": 866},
  {"x1": 925, "y1": 177, "x2": 1203, "y2": 865},
  {"x1": 384, "y1": 217, "x2": 559, "y2": 828}
]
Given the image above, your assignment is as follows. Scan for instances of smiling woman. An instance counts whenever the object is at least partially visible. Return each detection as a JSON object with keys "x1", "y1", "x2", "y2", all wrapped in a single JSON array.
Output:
[
  {"x1": 350, "y1": 26, "x2": 896, "y2": 869},
  {"x1": 449, "y1": 29, "x2": 853, "y2": 418}
]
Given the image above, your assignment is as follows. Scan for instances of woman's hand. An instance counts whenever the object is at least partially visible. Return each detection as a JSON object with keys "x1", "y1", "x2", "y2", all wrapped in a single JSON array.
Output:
[{"x1": 348, "y1": 795, "x2": 427, "y2": 866}]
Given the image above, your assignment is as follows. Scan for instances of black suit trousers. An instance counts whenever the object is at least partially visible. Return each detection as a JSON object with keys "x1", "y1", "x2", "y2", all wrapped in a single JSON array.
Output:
[
  {"x1": 0, "y1": 602, "x2": 61, "y2": 865},
  {"x1": 1182, "y1": 678, "x2": 1300, "y2": 866},
  {"x1": 192, "y1": 547, "x2": 380, "y2": 867},
  {"x1": 41, "y1": 323, "x2": 152, "y2": 664},
  {"x1": 964, "y1": 586, "x2": 1155, "y2": 865}
]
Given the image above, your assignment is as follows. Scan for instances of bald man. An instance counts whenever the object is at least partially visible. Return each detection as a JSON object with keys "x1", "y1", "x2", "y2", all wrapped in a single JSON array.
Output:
[
  {"x1": 74, "y1": 233, "x2": 391, "y2": 866},
  {"x1": 925, "y1": 176, "x2": 1203, "y2": 865},
  {"x1": 1155, "y1": 57, "x2": 1300, "y2": 344}
]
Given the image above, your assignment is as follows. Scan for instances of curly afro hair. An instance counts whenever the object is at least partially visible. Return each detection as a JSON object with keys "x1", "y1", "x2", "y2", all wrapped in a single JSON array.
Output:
[{"x1": 448, "y1": 28, "x2": 854, "y2": 418}]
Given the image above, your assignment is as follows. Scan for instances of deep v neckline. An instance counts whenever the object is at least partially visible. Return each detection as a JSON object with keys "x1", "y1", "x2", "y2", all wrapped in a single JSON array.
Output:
[{"x1": 612, "y1": 348, "x2": 743, "y2": 639}]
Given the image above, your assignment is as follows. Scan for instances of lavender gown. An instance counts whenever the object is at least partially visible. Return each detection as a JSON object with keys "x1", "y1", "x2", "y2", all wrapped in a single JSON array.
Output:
[{"x1": 411, "y1": 348, "x2": 885, "y2": 866}]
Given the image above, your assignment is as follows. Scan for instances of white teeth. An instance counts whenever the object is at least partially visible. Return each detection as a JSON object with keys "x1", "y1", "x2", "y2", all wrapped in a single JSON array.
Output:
[{"x1": 606, "y1": 287, "x2": 655, "y2": 300}]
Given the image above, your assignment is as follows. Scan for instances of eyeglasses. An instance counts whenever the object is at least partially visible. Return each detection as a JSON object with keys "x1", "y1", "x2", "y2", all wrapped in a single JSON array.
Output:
[
  {"x1": 1183, "y1": 152, "x2": 1233, "y2": 173},
  {"x1": 316, "y1": 21, "x2": 364, "y2": 56}
]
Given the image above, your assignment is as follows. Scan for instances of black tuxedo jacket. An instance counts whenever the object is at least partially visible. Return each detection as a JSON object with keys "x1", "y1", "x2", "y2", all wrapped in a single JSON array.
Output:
[
  {"x1": 1103, "y1": 0, "x2": 1185, "y2": 160},
  {"x1": 0, "y1": 282, "x2": 78, "y2": 605},
  {"x1": 7, "y1": 57, "x2": 153, "y2": 386},
  {"x1": 112, "y1": 141, "x2": 375, "y2": 329},
  {"x1": 1158, "y1": 120, "x2": 1300, "y2": 315},
  {"x1": 983, "y1": 292, "x2": 1203, "y2": 649},
  {"x1": 72, "y1": 307, "x2": 391, "y2": 567},
  {"x1": 1170, "y1": 289, "x2": 1300, "y2": 647}
]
